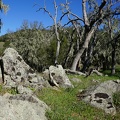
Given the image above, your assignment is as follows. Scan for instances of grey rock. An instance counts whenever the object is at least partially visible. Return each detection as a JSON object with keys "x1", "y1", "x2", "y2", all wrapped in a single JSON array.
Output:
[
  {"x1": 0, "y1": 93, "x2": 49, "y2": 120},
  {"x1": 43, "y1": 65, "x2": 74, "y2": 88},
  {"x1": 17, "y1": 85, "x2": 33, "y2": 95},
  {"x1": 80, "y1": 80, "x2": 120, "y2": 115},
  {"x1": 71, "y1": 78, "x2": 82, "y2": 83},
  {"x1": 2, "y1": 48, "x2": 46, "y2": 89}
]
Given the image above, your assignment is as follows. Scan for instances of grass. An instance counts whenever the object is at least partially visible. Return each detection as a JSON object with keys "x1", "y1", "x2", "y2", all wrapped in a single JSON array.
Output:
[
  {"x1": 36, "y1": 72, "x2": 120, "y2": 120},
  {"x1": 0, "y1": 85, "x2": 18, "y2": 95},
  {"x1": 0, "y1": 66, "x2": 119, "y2": 120}
]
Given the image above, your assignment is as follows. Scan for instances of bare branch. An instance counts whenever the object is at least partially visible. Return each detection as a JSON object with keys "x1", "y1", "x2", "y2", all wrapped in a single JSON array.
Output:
[
  {"x1": 60, "y1": 11, "x2": 69, "y2": 21},
  {"x1": 90, "y1": 0, "x2": 107, "y2": 27},
  {"x1": 98, "y1": 0, "x2": 107, "y2": 13},
  {"x1": 82, "y1": 0, "x2": 90, "y2": 26},
  {"x1": 62, "y1": 18, "x2": 81, "y2": 27},
  {"x1": 36, "y1": 7, "x2": 54, "y2": 20}
]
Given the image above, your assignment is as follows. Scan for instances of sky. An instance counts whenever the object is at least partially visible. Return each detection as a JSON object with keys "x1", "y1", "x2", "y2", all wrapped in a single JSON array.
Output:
[{"x1": 0, "y1": 0, "x2": 82, "y2": 36}]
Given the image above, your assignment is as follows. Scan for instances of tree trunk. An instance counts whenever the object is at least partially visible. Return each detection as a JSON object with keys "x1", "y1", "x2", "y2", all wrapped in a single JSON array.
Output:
[
  {"x1": 82, "y1": 33, "x2": 97, "y2": 72},
  {"x1": 71, "y1": 27, "x2": 95, "y2": 71},
  {"x1": 55, "y1": 40, "x2": 61, "y2": 65},
  {"x1": 111, "y1": 46, "x2": 116, "y2": 75},
  {"x1": 63, "y1": 43, "x2": 74, "y2": 68}
]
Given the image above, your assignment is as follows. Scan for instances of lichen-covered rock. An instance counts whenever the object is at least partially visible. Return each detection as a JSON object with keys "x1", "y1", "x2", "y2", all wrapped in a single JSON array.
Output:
[
  {"x1": 78, "y1": 80, "x2": 120, "y2": 115},
  {"x1": 1, "y1": 48, "x2": 45, "y2": 88},
  {"x1": 43, "y1": 65, "x2": 74, "y2": 88},
  {"x1": 0, "y1": 93, "x2": 49, "y2": 120}
]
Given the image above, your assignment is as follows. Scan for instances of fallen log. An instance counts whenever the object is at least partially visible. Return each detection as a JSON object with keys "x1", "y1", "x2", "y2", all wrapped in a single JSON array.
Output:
[{"x1": 65, "y1": 69, "x2": 86, "y2": 76}]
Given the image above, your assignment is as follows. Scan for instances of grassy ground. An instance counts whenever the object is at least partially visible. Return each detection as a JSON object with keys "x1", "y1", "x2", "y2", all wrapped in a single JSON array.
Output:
[
  {"x1": 37, "y1": 71, "x2": 120, "y2": 120},
  {"x1": 0, "y1": 65, "x2": 119, "y2": 120}
]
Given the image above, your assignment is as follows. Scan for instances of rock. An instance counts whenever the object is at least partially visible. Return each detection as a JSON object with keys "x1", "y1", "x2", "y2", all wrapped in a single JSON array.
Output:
[
  {"x1": 0, "y1": 93, "x2": 49, "y2": 120},
  {"x1": 71, "y1": 78, "x2": 82, "y2": 83},
  {"x1": 17, "y1": 85, "x2": 33, "y2": 95},
  {"x1": 43, "y1": 65, "x2": 74, "y2": 88},
  {"x1": 78, "y1": 80, "x2": 120, "y2": 115},
  {"x1": 2, "y1": 48, "x2": 46, "y2": 89}
]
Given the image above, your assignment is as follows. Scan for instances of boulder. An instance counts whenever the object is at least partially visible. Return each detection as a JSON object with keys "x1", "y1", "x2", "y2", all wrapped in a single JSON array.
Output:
[
  {"x1": 0, "y1": 93, "x2": 49, "y2": 120},
  {"x1": 43, "y1": 65, "x2": 74, "y2": 88},
  {"x1": 77, "y1": 80, "x2": 120, "y2": 115},
  {"x1": 1, "y1": 48, "x2": 46, "y2": 88}
]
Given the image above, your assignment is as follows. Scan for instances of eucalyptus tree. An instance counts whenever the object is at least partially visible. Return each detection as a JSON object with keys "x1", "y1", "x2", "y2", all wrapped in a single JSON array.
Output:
[
  {"x1": 60, "y1": 0, "x2": 120, "y2": 71},
  {"x1": 105, "y1": 17, "x2": 120, "y2": 74},
  {"x1": 36, "y1": 0, "x2": 62, "y2": 65}
]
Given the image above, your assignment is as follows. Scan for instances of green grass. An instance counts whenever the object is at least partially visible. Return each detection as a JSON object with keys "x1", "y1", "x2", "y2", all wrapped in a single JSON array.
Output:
[
  {"x1": 0, "y1": 66, "x2": 119, "y2": 120},
  {"x1": 0, "y1": 85, "x2": 18, "y2": 95},
  {"x1": 37, "y1": 73, "x2": 120, "y2": 120}
]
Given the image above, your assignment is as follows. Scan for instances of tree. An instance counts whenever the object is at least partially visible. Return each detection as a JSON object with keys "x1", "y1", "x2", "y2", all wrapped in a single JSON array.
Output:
[
  {"x1": 36, "y1": 0, "x2": 62, "y2": 65},
  {"x1": 61, "y1": 0, "x2": 120, "y2": 71},
  {"x1": 10, "y1": 21, "x2": 54, "y2": 71}
]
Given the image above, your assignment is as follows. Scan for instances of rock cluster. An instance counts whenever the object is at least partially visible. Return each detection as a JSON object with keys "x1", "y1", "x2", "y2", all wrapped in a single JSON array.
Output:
[{"x1": 0, "y1": 48, "x2": 50, "y2": 120}]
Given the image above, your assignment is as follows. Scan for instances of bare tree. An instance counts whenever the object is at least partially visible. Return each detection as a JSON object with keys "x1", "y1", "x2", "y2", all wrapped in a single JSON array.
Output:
[
  {"x1": 61, "y1": 0, "x2": 120, "y2": 71},
  {"x1": 36, "y1": 0, "x2": 61, "y2": 65}
]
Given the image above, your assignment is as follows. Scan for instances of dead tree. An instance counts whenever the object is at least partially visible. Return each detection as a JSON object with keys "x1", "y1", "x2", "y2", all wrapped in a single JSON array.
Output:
[
  {"x1": 60, "y1": 0, "x2": 120, "y2": 71},
  {"x1": 36, "y1": 0, "x2": 61, "y2": 65}
]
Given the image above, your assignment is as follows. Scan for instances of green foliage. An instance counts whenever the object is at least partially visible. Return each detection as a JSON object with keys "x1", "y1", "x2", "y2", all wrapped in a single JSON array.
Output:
[
  {"x1": 11, "y1": 28, "x2": 54, "y2": 71},
  {"x1": 0, "y1": 85, "x2": 18, "y2": 95},
  {"x1": 113, "y1": 92, "x2": 120, "y2": 112}
]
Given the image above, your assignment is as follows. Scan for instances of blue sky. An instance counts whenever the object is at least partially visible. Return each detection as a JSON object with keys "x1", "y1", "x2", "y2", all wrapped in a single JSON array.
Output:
[{"x1": 0, "y1": 0, "x2": 82, "y2": 36}]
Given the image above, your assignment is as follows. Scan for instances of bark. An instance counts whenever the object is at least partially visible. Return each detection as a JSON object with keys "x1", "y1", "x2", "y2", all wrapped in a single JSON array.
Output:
[
  {"x1": 71, "y1": 27, "x2": 95, "y2": 71},
  {"x1": 82, "y1": 0, "x2": 89, "y2": 26},
  {"x1": 65, "y1": 69, "x2": 86, "y2": 76},
  {"x1": 111, "y1": 47, "x2": 116, "y2": 75},
  {"x1": 55, "y1": 40, "x2": 61, "y2": 65},
  {"x1": 63, "y1": 33, "x2": 74, "y2": 68},
  {"x1": 82, "y1": 33, "x2": 97, "y2": 72}
]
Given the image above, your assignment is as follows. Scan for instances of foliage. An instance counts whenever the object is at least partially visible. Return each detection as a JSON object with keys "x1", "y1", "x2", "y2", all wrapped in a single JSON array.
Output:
[
  {"x1": 0, "y1": 0, "x2": 9, "y2": 13},
  {"x1": 113, "y1": 92, "x2": 120, "y2": 112},
  {"x1": 0, "y1": 85, "x2": 18, "y2": 95},
  {"x1": 11, "y1": 28, "x2": 54, "y2": 71}
]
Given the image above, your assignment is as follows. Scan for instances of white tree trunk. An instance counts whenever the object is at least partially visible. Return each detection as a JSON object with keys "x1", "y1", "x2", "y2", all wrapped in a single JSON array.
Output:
[{"x1": 71, "y1": 27, "x2": 95, "y2": 71}]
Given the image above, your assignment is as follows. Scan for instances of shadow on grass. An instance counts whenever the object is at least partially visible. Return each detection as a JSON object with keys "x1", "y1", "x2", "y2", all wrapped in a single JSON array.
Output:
[{"x1": 102, "y1": 68, "x2": 120, "y2": 79}]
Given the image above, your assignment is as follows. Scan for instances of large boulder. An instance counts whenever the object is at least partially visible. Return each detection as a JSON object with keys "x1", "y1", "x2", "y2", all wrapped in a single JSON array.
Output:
[
  {"x1": 78, "y1": 80, "x2": 120, "y2": 115},
  {"x1": 0, "y1": 93, "x2": 49, "y2": 120},
  {"x1": 43, "y1": 65, "x2": 74, "y2": 88},
  {"x1": 1, "y1": 48, "x2": 47, "y2": 88}
]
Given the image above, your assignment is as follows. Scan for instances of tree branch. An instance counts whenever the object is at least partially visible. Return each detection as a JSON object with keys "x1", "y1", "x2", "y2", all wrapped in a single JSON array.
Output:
[
  {"x1": 82, "y1": 0, "x2": 90, "y2": 26},
  {"x1": 36, "y1": 7, "x2": 54, "y2": 20},
  {"x1": 90, "y1": 0, "x2": 107, "y2": 28}
]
